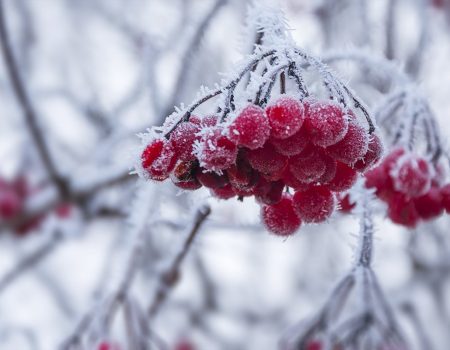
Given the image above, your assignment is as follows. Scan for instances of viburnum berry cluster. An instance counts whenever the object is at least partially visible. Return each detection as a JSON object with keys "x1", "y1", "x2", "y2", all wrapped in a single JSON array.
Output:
[
  {"x1": 138, "y1": 47, "x2": 381, "y2": 236},
  {"x1": 365, "y1": 147, "x2": 450, "y2": 227}
]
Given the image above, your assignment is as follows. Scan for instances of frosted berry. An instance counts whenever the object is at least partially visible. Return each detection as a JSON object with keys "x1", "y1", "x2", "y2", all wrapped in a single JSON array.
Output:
[
  {"x1": 227, "y1": 152, "x2": 259, "y2": 190},
  {"x1": 326, "y1": 162, "x2": 358, "y2": 192},
  {"x1": 201, "y1": 115, "x2": 218, "y2": 127},
  {"x1": 141, "y1": 139, "x2": 176, "y2": 181},
  {"x1": 211, "y1": 184, "x2": 236, "y2": 200},
  {"x1": 170, "y1": 161, "x2": 202, "y2": 190},
  {"x1": 270, "y1": 126, "x2": 309, "y2": 156},
  {"x1": 0, "y1": 190, "x2": 22, "y2": 219},
  {"x1": 197, "y1": 128, "x2": 238, "y2": 171},
  {"x1": 169, "y1": 122, "x2": 200, "y2": 161},
  {"x1": 304, "y1": 101, "x2": 348, "y2": 147},
  {"x1": 387, "y1": 194, "x2": 419, "y2": 228},
  {"x1": 413, "y1": 187, "x2": 443, "y2": 220},
  {"x1": 365, "y1": 166, "x2": 394, "y2": 201},
  {"x1": 248, "y1": 143, "x2": 288, "y2": 175},
  {"x1": 189, "y1": 115, "x2": 202, "y2": 125},
  {"x1": 293, "y1": 186, "x2": 335, "y2": 223},
  {"x1": 266, "y1": 96, "x2": 304, "y2": 139},
  {"x1": 289, "y1": 145, "x2": 327, "y2": 183},
  {"x1": 338, "y1": 193, "x2": 356, "y2": 213},
  {"x1": 254, "y1": 179, "x2": 284, "y2": 205},
  {"x1": 196, "y1": 169, "x2": 228, "y2": 189},
  {"x1": 441, "y1": 184, "x2": 450, "y2": 213},
  {"x1": 317, "y1": 155, "x2": 337, "y2": 184},
  {"x1": 229, "y1": 105, "x2": 270, "y2": 149},
  {"x1": 282, "y1": 168, "x2": 312, "y2": 191},
  {"x1": 391, "y1": 155, "x2": 431, "y2": 197},
  {"x1": 261, "y1": 194, "x2": 301, "y2": 236},
  {"x1": 353, "y1": 134, "x2": 383, "y2": 172},
  {"x1": 326, "y1": 121, "x2": 368, "y2": 165}
]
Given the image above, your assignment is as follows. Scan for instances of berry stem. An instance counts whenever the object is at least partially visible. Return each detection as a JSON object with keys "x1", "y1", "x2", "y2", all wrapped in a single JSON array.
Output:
[{"x1": 355, "y1": 195, "x2": 374, "y2": 268}]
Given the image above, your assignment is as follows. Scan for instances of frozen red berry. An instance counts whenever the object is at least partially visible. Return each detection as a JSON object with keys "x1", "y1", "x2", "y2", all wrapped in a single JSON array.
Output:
[
  {"x1": 270, "y1": 126, "x2": 309, "y2": 156},
  {"x1": 196, "y1": 169, "x2": 228, "y2": 189},
  {"x1": 197, "y1": 128, "x2": 238, "y2": 171},
  {"x1": 391, "y1": 155, "x2": 431, "y2": 197},
  {"x1": 261, "y1": 194, "x2": 301, "y2": 236},
  {"x1": 289, "y1": 145, "x2": 328, "y2": 183},
  {"x1": 326, "y1": 162, "x2": 358, "y2": 192},
  {"x1": 211, "y1": 184, "x2": 236, "y2": 200},
  {"x1": 304, "y1": 101, "x2": 349, "y2": 147},
  {"x1": 227, "y1": 152, "x2": 259, "y2": 190},
  {"x1": 189, "y1": 115, "x2": 202, "y2": 125},
  {"x1": 293, "y1": 186, "x2": 335, "y2": 223},
  {"x1": 0, "y1": 189, "x2": 22, "y2": 219},
  {"x1": 387, "y1": 194, "x2": 419, "y2": 228},
  {"x1": 353, "y1": 134, "x2": 383, "y2": 172},
  {"x1": 317, "y1": 155, "x2": 337, "y2": 184},
  {"x1": 254, "y1": 179, "x2": 284, "y2": 205},
  {"x1": 294, "y1": 186, "x2": 335, "y2": 222},
  {"x1": 170, "y1": 161, "x2": 202, "y2": 190},
  {"x1": 201, "y1": 115, "x2": 219, "y2": 127},
  {"x1": 266, "y1": 96, "x2": 304, "y2": 139},
  {"x1": 229, "y1": 105, "x2": 270, "y2": 149},
  {"x1": 326, "y1": 121, "x2": 368, "y2": 165},
  {"x1": 169, "y1": 122, "x2": 200, "y2": 161},
  {"x1": 248, "y1": 143, "x2": 288, "y2": 175},
  {"x1": 413, "y1": 187, "x2": 443, "y2": 220},
  {"x1": 141, "y1": 139, "x2": 176, "y2": 181},
  {"x1": 282, "y1": 168, "x2": 312, "y2": 191},
  {"x1": 338, "y1": 193, "x2": 356, "y2": 213}
]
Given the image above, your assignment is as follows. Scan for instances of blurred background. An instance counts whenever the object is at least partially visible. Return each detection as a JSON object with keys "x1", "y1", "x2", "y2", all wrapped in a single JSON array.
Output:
[{"x1": 1, "y1": 0, "x2": 450, "y2": 349}]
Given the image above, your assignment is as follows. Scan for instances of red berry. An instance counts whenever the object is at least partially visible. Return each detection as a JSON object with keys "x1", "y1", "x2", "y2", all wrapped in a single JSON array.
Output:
[
  {"x1": 293, "y1": 186, "x2": 335, "y2": 223},
  {"x1": 441, "y1": 184, "x2": 450, "y2": 212},
  {"x1": 289, "y1": 145, "x2": 328, "y2": 183},
  {"x1": 196, "y1": 169, "x2": 228, "y2": 189},
  {"x1": 413, "y1": 187, "x2": 443, "y2": 220},
  {"x1": 387, "y1": 193, "x2": 419, "y2": 228},
  {"x1": 282, "y1": 168, "x2": 312, "y2": 191},
  {"x1": 197, "y1": 128, "x2": 238, "y2": 171},
  {"x1": 202, "y1": 115, "x2": 219, "y2": 127},
  {"x1": 189, "y1": 115, "x2": 202, "y2": 125},
  {"x1": 211, "y1": 184, "x2": 236, "y2": 200},
  {"x1": 317, "y1": 155, "x2": 337, "y2": 184},
  {"x1": 304, "y1": 101, "x2": 349, "y2": 147},
  {"x1": 353, "y1": 134, "x2": 384, "y2": 172},
  {"x1": 169, "y1": 122, "x2": 200, "y2": 161},
  {"x1": 229, "y1": 105, "x2": 270, "y2": 149},
  {"x1": 266, "y1": 96, "x2": 304, "y2": 139},
  {"x1": 248, "y1": 143, "x2": 288, "y2": 175},
  {"x1": 338, "y1": 193, "x2": 356, "y2": 213},
  {"x1": 261, "y1": 194, "x2": 301, "y2": 236},
  {"x1": 0, "y1": 190, "x2": 22, "y2": 219},
  {"x1": 254, "y1": 179, "x2": 284, "y2": 205},
  {"x1": 170, "y1": 161, "x2": 202, "y2": 190},
  {"x1": 227, "y1": 152, "x2": 259, "y2": 190},
  {"x1": 326, "y1": 162, "x2": 358, "y2": 192},
  {"x1": 141, "y1": 139, "x2": 176, "y2": 181},
  {"x1": 326, "y1": 121, "x2": 368, "y2": 165},
  {"x1": 270, "y1": 126, "x2": 309, "y2": 156},
  {"x1": 391, "y1": 155, "x2": 431, "y2": 197}
]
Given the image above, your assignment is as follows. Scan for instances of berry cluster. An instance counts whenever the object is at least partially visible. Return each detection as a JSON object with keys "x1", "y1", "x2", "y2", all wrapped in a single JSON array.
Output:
[
  {"x1": 365, "y1": 147, "x2": 450, "y2": 227},
  {"x1": 141, "y1": 95, "x2": 382, "y2": 236}
]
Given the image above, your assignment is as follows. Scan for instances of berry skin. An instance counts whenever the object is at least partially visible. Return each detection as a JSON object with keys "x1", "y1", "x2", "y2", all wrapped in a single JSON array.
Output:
[
  {"x1": 197, "y1": 128, "x2": 238, "y2": 171},
  {"x1": 387, "y1": 193, "x2": 419, "y2": 228},
  {"x1": 304, "y1": 101, "x2": 349, "y2": 147},
  {"x1": 293, "y1": 186, "x2": 335, "y2": 223},
  {"x1": 170, "y1": 161, "x2": 202, "y2": 190},
  {"x1": 266, "y1": 96, "x2": 304, "y2": 139},
  {"x1": 201, "y1": 115, "x2": 219, "y2": 127},
  {"x1": 365, "y1": 166, "x2": 395, "y2": 201},
  {"x1": 196, "y1": 169, "x2": 228, "y2": 189},
  {"x1": 141, "y1": 139, "x2": 176, "y2": 181},
  {"x1": 188, "y1": 115, "x2": 202, "y2": 125},
  {"x1": 248, "y1": 143, "x2": 288, "y2": 175},
  {"x1": 282, "y1": 168, "x2": 312, "y2": 191},
  {"x1": 254, "y1": 179, "x2": 284, "y2": 205},
  {"x1": 261, "y1": 194, "x2": 301, "y2": 236},
  {"x1": 317, "y1": 155, "x2": 337, "y2": 184},
  {"x1": 338, "y1": 193, "x2": 356, "y2": 213},
  {"x1": 391, "y1": 155, "x2": 431, "y2": 197},
  {"x1": 353, "y1": 134, "x2": 383, "y2": 172},
  {"x1": 326, "y1": 121, "x2": 368, "y2": 165},
  {"x1": 211, "y1": 184, "x2": 236, "y2": 200},
  {"x1": 169, "y1": 122, "x2": 200, "y2": 161},
  {"x1": 326, "y1": 162, "x2": 358, "y2": 192},
  {"x1": 289, "y1": 145, "x2": 328, "y2": 183},
  {"x1": 0, "y1": 189, "x2": 22, "y2": 219},
  {"x1": 441, "y1": 184, "x2": 450, "y2": 213},
  {"x1": 227, "y1": 152, "x2": 259, "y2": 190},
  {"x1": 229, "y1": 105, "x2": 270, "y2": 149},
  {"x1": 413, "y1": 187, "x2": 443, "y2": 220},
  {"x1": 270, "y1": 126, "x2": 309, "y2": 156}
]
